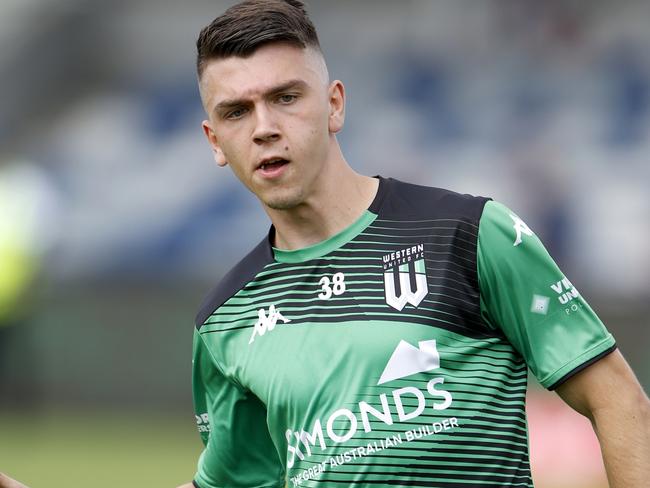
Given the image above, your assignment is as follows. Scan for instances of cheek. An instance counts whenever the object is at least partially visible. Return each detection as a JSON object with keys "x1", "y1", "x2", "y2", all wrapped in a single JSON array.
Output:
[
  {"x1": 299, "y1": 108, "x2": 330, "y2": 141},
  {"x1": 217, "y1": 129, "x2": 246, "y2": 160}
]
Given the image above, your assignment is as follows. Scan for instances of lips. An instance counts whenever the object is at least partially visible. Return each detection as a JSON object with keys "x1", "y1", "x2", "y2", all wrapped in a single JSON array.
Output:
[
  {"x1": 258, "y1": 158, "x2": 289, "y2": 170},
  {"x1": 257, "y1": 157, "x2": 290, "y2": 178}
]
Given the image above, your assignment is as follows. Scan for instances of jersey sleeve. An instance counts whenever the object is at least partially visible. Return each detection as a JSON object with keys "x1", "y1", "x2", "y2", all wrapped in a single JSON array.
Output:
[
  {"x1": 192, "y1": 329, "x2": 285, "y2": 488},
  {"x1": 476, "y1": 201, "x2": 616, "y2": 390}
]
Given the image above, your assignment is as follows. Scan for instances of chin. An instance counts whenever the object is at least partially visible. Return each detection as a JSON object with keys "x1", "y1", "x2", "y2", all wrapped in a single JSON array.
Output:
[{"x1": 262, "y1": 188, "x2": 306, "y2": 210}]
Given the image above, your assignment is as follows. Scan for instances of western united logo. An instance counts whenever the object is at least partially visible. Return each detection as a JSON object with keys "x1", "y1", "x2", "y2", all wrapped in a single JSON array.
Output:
[{"x1": 382, "y1": 244, "x2": 428, "y2": 311}]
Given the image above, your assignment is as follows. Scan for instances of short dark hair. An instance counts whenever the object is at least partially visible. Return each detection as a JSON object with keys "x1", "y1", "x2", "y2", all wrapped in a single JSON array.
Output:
[{"x1": 196, "y1": 0, "x2": 321, "y2": 78}]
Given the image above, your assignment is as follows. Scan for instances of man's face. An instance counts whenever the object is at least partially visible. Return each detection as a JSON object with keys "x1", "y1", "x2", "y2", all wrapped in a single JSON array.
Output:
[{"x1": 200, "y1": 43, "x2": 345, "y2": 210}]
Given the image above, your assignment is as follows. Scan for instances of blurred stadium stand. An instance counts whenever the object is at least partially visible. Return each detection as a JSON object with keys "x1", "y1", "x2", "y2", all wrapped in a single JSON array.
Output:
[{"x1": 0, "y1": 1, "x2": 648, "y2": 486}]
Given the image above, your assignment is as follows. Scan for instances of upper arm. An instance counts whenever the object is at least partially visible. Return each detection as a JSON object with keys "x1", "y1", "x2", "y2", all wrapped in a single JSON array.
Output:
[
  {"x1": 555, "y1": 348, "x2": 649, "y2": 420},
  {"x1": 192, "y1": 330, "x2": 284, "y2": 488}
]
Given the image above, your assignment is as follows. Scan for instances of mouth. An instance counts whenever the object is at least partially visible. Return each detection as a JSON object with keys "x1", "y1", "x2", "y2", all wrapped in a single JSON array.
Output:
[
  {"x1": 258, "y1": 158, "x2": 289, "y2": 170},
  {"x1": 257, "y1": 157, "x2": 290, "y2": 178}
]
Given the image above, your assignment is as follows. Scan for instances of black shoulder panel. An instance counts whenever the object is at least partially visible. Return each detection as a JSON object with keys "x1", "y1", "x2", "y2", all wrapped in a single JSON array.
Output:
[
  {"x1": 195, "y1": 233, "x2": 274, "y2": 329},
  {"x1": 371, "y1": 177, "x2": 490, "y2": 223}
]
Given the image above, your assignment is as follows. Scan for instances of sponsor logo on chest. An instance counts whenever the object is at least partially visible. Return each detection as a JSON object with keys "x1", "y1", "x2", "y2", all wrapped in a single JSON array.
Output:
[
  {"x1": 285, "y1": 338, "x2": 457, "y2": 485},
  {"x1": 382, "y1": 244, "x2": 428, "y2": 311}
]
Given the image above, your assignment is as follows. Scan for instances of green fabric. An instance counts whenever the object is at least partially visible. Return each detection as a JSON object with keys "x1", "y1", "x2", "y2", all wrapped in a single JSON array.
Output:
[
  {"x1": 194, "y1": 318, "x2": 529, "y2": 487},
  {"x1": 192, "y1": 329, "x2": 285, "y2": 488},
  {"x1": 477, "y1": 201, "x2": 615, "y2": 389},
  {"x1": 273, "y1": 210, "x2": 376, "y2": 263},
  {"x1": 190, "y1": 192, "x2": 616, "y2": 487},
  {"x1": 192, "y1": 208, "x2": 533, "y2": 487}
]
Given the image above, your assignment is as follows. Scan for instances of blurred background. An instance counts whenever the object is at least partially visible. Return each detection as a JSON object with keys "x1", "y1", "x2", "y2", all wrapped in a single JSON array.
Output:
[{"x1": 1, "y1": 0, "x2": 649, "y2": 486}]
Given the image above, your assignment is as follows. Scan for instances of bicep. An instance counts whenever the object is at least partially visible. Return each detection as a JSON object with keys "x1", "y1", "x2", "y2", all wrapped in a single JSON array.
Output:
[{"x1": 555, "y1": 348, "x2": 647, "y2": 419}]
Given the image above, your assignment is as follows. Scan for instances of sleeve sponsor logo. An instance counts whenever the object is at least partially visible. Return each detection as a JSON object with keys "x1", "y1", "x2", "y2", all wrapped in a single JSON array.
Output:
[
  {"x1": 550, "y1": 277, "x2": 580, "y2": 305},
  {"x1": 530, "y1": 295, "x2": 550, "y2": 315},
  {"x1": 528, "y1": 278, "x2": 581, "y2": 318},
  {"x1": 550, "y1": 276, "x2": 585, "y2": 315}
]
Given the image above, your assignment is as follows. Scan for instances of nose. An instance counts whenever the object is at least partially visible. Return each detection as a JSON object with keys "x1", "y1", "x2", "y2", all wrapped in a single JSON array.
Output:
[{"x1": 252, "y1": 104, "x2": 281, "y2": 145}]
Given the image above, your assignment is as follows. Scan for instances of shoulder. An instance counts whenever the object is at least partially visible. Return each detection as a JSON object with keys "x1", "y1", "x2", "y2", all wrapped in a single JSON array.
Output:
[
  {"x1": 194, "y1": 234, "x2": 274, "y2": 329},
  {"x1": 373, "y1": 177, "x2": 491, "y2": 223}
]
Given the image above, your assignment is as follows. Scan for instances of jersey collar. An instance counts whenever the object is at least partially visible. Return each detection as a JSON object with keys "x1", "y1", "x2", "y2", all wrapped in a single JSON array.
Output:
[{"x1": 271, "y1": 176, "x2": 387, "y2": 263}]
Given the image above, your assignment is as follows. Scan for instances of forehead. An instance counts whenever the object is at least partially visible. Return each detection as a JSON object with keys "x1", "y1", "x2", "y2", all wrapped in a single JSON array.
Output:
[{"x1": 200, "y1": 43, "x2": 327, "y2": 107}]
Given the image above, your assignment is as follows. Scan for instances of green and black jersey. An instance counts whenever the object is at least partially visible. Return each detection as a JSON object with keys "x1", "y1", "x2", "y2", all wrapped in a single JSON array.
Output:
[{"x1": 192, "y1": 177, "x2": 615, "y2": 488}]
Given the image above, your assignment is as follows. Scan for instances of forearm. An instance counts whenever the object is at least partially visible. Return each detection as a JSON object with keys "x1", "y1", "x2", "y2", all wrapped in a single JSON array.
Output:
[
  {"x1": 591, "y1": 390, "x2": 650, "y2": 487},
  {"x1": 0, "y1": 473, "x2": 28, "y2": 488},
  {"x1": 556, "y1": 350, "x2": 650, "y2": 488}
]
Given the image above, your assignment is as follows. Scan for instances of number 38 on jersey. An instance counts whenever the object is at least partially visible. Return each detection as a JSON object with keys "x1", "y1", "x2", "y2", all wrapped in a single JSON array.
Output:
[{"x1": 318, "y1": 272, "x2": 346, "y2": 300}]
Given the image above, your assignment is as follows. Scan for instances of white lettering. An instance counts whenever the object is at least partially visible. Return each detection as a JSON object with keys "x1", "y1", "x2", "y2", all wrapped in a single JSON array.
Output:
[
  {"x1": 427, "y1": 377, "x2": 453, "y2": 410},
  {"x1": 286, "y1": 429, "x2": 302, "y2": 469},
  {"x1": 326, "y1": 409, "x2": 358, "y2": 443},
  {"x1": 298, "y1": 419, "x2": 326, "y2": 456},
  {"x1": 392, "y1": 386, "x2": 426, "y2": 421},
  {"x1": 359, "y1": 393, "x2": 393, "y2": 432}
]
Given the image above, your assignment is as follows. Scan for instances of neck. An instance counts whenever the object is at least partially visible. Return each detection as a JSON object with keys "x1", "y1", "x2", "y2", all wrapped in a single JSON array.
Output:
[{"x1": 266, "y1": 153, "x2": 379, "y2": 251}]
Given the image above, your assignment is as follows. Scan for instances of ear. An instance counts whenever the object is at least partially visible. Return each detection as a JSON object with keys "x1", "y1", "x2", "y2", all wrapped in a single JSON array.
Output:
[
  {"x1": 327, "y1": 80, "x2": 346, "y2": 134},
  {"x1": 202, "y1": 120, "x2": 228, "y2": 167}
]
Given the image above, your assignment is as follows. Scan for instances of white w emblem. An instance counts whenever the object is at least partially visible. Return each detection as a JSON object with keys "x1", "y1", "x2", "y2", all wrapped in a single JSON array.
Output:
[{"x1": 384, "y1": 259, "x2": 428, "y2": 311}]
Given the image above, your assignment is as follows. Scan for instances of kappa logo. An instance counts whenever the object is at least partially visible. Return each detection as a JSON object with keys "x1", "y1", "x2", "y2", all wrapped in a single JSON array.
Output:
[
  {"x1": 378, "y1": 340, "x2": 440, "y2": 385},
  {"x1": 248, "y1": 304, "x2": 290, "y2": 344},
  {"x1": 509, "y1": 213, "x2": 534, "y2": 247},
  {"x1": 382, "y1": 244, "x2": 428, "y2": 311}
]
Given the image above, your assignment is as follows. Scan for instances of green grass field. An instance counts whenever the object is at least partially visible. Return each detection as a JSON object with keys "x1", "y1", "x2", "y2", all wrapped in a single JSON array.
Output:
[{"x1": 0, "y1": 409, "x2": 202, "y2": 487}]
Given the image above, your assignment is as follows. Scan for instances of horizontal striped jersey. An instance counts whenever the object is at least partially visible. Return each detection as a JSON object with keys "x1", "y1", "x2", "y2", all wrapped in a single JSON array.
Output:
[{"x1": 192, "y1": 177, "x2": 615, "y2": 488}]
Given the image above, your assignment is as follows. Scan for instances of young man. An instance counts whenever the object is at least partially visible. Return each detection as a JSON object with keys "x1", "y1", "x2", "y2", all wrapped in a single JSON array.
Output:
[
  {"x1": 1, "y1": 1, "x2": 645, "y2": 488},
  {"x1": 181, "y1": 1, "x2": 648, "y2": 488}
]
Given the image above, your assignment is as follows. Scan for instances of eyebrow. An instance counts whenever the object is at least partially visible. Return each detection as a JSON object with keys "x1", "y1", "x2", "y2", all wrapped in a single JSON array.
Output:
[{"x1": 213, "y1": 79, "x2": 308, "y2": 116}]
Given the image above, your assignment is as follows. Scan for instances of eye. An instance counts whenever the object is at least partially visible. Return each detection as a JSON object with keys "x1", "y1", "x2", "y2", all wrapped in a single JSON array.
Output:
[
  {"x1": 225, "y1": 107, "x2": 248, "y2": 120},
  {"x1": 277, "y1": 94, "x2": 298, "y2": 104}
]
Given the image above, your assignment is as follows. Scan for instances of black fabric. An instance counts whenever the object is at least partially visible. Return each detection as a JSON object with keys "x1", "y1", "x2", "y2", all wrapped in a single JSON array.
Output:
[
  {"x1": 195, "y1": 176, "x2": 490, "y2": 330},
  {"x1": 195, "y1": 235, "x2": 274, "y2": 328},
  {"x1": 371, "y1": 177, "x2": 490, "y2": 223}
]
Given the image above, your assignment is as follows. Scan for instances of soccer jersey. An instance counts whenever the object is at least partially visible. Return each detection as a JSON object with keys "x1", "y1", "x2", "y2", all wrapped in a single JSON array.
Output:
[{"x1": 192, "y1": 177, "x2": 615, "y2": 488}]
